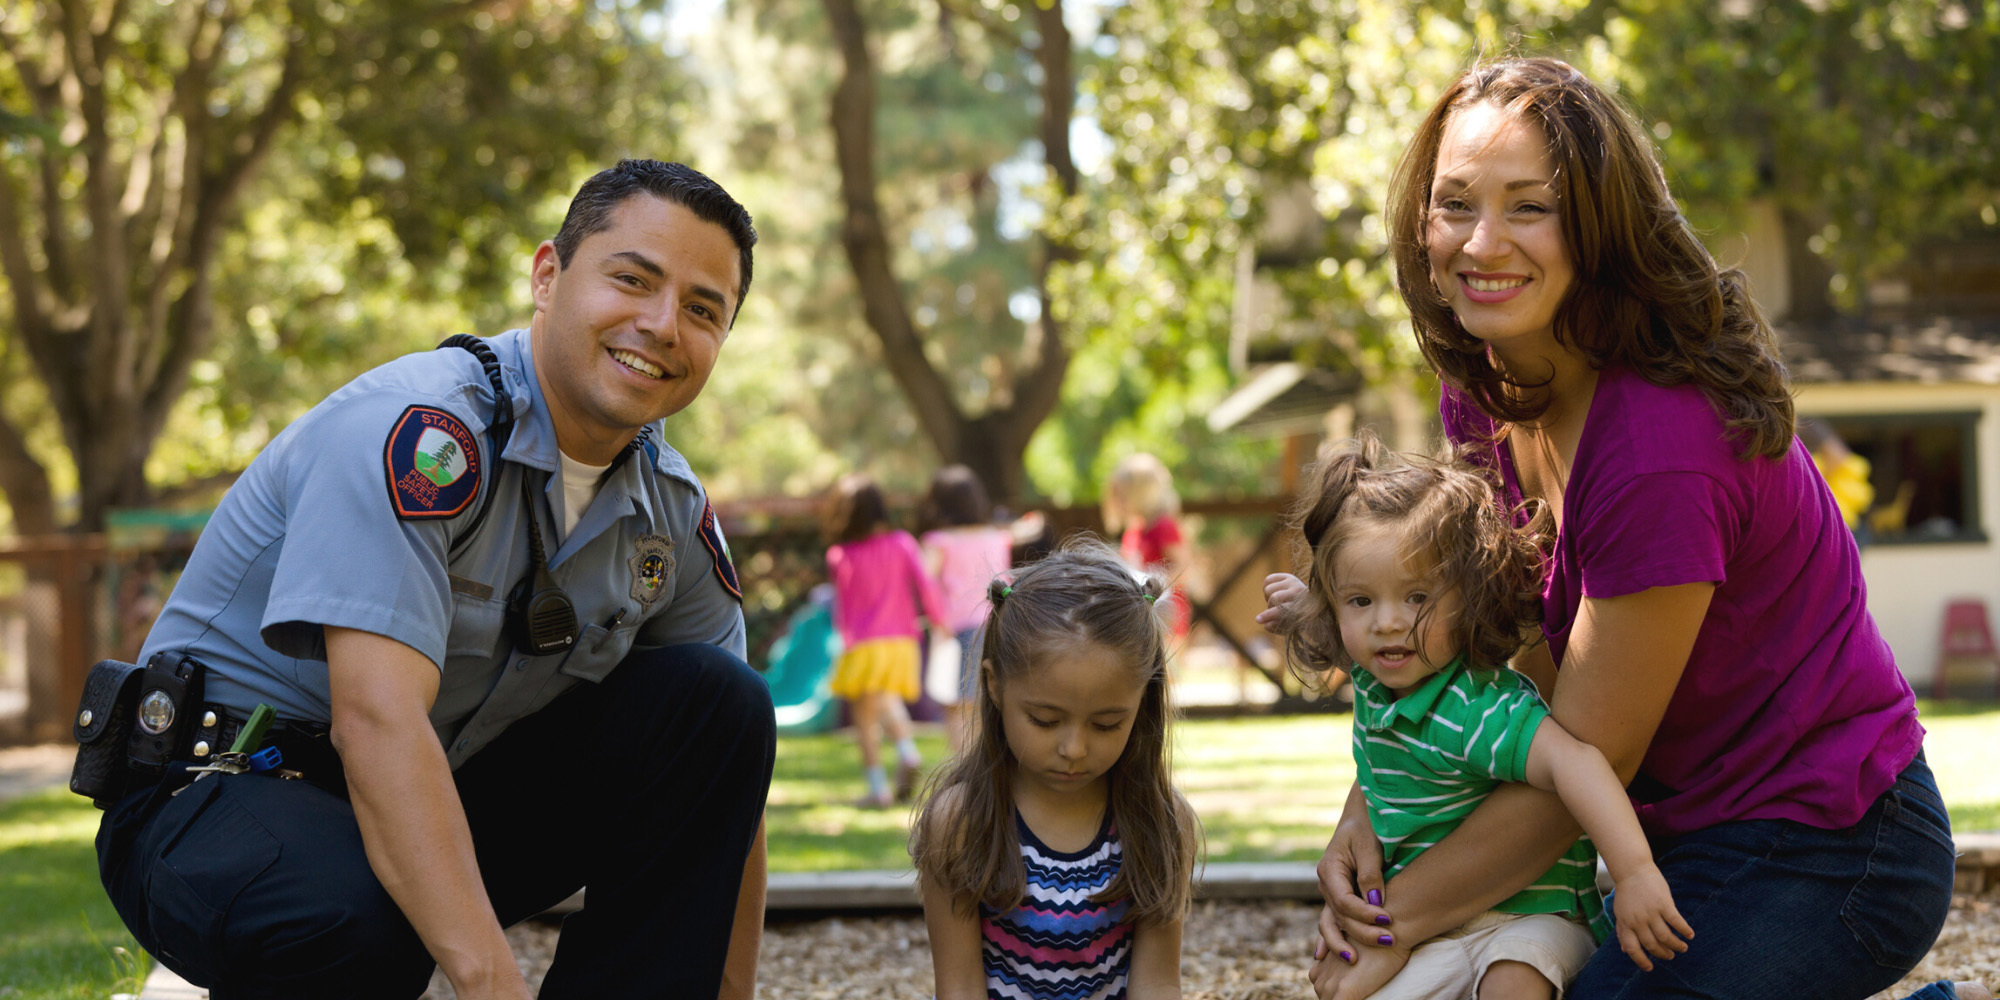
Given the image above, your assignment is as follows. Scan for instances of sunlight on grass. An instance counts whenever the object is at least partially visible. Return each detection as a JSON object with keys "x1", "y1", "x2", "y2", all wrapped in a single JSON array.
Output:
[
  {"x1": 1174, "y1": 716, "x2": 1352, "y2": 864},
  {"x1": 1917, "y1": 700, "x2": 2000, "y2": 833},
  {"x1": 767, "y1": 714, "x2": 1359, "y2": 871},
  {"x1": 765, "y1": 703, "x2": 2000, "y2": 871},
  {"x1": 0, "y1": 788, "x2": 150, "y2": 1000}
]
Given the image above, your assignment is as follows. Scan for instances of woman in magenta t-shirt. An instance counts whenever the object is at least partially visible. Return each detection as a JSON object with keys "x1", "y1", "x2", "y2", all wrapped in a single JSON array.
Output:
[{"x1": 1306, "y1": 58, "x2": 1971, "y2": 1000}]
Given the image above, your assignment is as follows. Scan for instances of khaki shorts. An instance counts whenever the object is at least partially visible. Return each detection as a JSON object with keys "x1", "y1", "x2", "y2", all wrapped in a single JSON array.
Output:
[{"x1": 1369, "y1": 910, "x2": 1596, "y2": 1000}]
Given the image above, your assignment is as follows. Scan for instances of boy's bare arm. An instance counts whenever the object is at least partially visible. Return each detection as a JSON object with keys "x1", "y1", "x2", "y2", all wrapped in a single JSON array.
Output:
[{"x1": 1524, "y1": 716, "x2": 1693, "y2": 969}]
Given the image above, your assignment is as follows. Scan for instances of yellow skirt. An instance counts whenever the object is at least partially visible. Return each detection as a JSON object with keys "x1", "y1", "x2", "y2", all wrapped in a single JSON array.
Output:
[{"x1": 830, "y1": 637, "x2": 920, "y2": 701}]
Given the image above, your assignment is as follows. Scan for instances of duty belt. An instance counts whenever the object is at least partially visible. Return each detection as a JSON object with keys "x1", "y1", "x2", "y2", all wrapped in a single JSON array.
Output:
[{"x1": 191, "y1": 707, "x2": 347, "y2": 794}]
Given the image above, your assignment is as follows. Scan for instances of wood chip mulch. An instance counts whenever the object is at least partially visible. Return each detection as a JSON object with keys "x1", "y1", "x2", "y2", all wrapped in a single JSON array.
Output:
[{"x1": 427, "y1": 889, "x2": 1999, "y2": 998}]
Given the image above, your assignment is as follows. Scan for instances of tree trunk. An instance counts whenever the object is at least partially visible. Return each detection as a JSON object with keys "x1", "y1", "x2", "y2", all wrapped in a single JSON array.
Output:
[
  {"x1": 0, "y1": 0, "x2": 303, "y2": 534},
  {"x1": 0, "y1": 415, "x2": 57, "y2": 537},
  {"x1": 819, "y1": 0, "x2": 1077, "y2": 507}
]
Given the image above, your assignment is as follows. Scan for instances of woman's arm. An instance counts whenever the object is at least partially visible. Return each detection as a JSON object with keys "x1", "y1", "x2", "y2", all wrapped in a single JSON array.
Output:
[
  {"x1": 1128, "y1": 917, "x2": 1185, "y2": 999},
  {"x1": 1323, "y1": 583, "x2": 1712, "y2": 947},
  {"x1": 1312, "y1": 780, "x2": 1388, "y2": 957},
  {"x1": 921, "y1": 878, "x2": 987, "y2": 1000}
]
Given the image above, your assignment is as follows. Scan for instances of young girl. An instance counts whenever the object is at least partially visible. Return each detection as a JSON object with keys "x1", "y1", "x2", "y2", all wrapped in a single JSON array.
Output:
[
  {"x1": 918, "y1": 464, "x2": 1017, "y2": 753},
  {"x1": 1262, "y1": 435, "x2": 1690, "y2": 1000},
  {"x1": 825, "y1": 472, "x2": 950, "y2": 808},
  {"x1": 1102, "y1": 453, "x2": 1192, "y2": 642},
  {"x1": 911, "y1": 538, "x2": 1200, "y2": 1000}
]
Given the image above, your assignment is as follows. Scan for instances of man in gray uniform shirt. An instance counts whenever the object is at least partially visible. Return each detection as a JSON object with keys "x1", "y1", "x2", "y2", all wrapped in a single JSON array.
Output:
[{"x1": 95, "y1": 160, "x2": 774, "y2": 999}]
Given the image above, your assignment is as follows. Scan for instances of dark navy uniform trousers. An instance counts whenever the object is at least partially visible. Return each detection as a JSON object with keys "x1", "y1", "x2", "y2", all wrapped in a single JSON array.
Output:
[{"x1": 96, "y1": 643, "x2": 776, "y2": 999}]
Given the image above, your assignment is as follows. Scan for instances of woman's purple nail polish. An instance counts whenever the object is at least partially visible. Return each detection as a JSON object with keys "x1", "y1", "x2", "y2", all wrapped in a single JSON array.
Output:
[
  {"x1": 1340, "y1": 950, "x2": 1354, "y2": 963},
  {"x1": 1374, "y1": 913, "x2": 1391, "y2": 926},
  {"x1": 1367, "y1": 889, "x2": 1382, "y2": 906},
  {"x1": 1377, "y1": 934, "x2": 1394, "y2": 946}
]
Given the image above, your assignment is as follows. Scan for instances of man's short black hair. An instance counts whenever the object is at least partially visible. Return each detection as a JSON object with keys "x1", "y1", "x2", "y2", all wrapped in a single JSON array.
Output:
[{"x1": 552, "y1": 159, "x2": 757, "y2": 322}]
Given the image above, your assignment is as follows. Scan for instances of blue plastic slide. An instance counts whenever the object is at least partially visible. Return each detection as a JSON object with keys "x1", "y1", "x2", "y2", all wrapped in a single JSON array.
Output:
[{"x1": 759, "y1": 588, "x2": 842, "y2": 735}]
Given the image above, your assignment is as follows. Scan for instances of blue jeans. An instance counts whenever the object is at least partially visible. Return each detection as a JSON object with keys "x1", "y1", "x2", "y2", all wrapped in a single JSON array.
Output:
[{"x1": 1572, "y1": 752, "x2": 1959, "y2": 999}]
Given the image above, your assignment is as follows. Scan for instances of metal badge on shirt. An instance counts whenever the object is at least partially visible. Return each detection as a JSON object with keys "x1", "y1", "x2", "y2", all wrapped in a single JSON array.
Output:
[{"x1": 629, "y1": 533, "x2": 675, "y2": 608}]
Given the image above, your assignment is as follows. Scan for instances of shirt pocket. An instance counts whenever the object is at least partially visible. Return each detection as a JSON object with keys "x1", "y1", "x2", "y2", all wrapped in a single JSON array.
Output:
[
  {"x1": 556, "y1": 618, "x2": 641, "y2": 683},
  {"x1": 445, "y1": 591, "x2": 509, "y2": 662}
]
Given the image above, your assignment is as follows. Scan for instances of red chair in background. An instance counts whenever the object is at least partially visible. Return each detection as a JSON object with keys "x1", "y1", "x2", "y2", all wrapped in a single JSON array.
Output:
[{"x1": 1933, "y1": 598, "x2": 2000, "y2": 700}]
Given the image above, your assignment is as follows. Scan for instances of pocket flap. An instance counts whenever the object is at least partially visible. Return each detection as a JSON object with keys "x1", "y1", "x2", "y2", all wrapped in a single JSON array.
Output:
[{"x1": 75, "y1": 659, "x2": 143, "y2": 744}]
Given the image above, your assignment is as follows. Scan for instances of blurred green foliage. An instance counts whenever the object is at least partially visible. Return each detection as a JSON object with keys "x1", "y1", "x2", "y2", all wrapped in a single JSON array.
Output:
[{"x1": 1, "y1": 0, "x2": 1993, "y2": 527}]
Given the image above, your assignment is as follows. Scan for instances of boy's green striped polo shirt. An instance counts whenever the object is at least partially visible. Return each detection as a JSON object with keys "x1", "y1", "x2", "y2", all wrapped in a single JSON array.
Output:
[{"x1": 1351, "y1": 657, "x2": 1609, "y2": 941}]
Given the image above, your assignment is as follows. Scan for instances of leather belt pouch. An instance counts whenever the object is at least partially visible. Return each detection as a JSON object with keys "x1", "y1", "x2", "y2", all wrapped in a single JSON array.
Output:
[{"x1": 70, "y1": 659, "x2": 146, "y2": 807}]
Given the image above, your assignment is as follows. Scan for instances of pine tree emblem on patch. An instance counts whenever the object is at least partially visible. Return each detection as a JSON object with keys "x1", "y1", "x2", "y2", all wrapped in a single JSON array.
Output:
[{"x1": 385, "y1": 405, "x2": 481, "y2": 519}]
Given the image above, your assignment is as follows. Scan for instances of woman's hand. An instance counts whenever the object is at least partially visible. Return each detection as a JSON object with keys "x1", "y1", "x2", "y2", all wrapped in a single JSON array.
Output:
[
  {"x1": 1309, "y1": 930, "x2": 1409, "y2": 1000},
  {"x1": 1311, "y1": 794, "x2": 1394, "y2": 965}
]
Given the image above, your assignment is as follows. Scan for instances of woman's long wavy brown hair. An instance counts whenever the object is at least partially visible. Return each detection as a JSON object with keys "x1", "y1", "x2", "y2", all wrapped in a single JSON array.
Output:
[
  {"x1": 909, "y1": 536, "x2": 1200, "y2": 926},
  {"x1": 1389, "y1": 56, "x2": 1794, "y2": 460},
  {"x1": 1275, "y1": 433, "x2": 1551, "y2": 683}
]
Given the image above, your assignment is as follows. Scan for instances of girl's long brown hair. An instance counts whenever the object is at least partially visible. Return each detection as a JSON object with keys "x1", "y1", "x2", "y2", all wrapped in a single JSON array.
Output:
[
  {"x1": 823, "y1": 472, "x2": 890, "y2": 544},
  {"x1": 1275, "y1": 433, "x2": 1550, "y2": 681},
  {"x1": 909, "y1": 536, "x2": 1200, "y2": 925},
  {"x1": 1389, "y1": 56, "x2": 1794, "y2": 460}
]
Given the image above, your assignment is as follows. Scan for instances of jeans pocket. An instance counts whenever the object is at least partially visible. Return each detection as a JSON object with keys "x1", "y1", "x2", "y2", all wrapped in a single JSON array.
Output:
[
  {"x1": 143, "y1": 783, "x2": 281, "y2": 983},
  {"x1": 1838, "y1": 785, "x2": 1957, "y2": 971}
]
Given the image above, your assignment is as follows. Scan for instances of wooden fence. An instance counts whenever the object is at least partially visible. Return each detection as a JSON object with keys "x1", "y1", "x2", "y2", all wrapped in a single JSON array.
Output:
[{"x1": 0, "y1": 495, "x2": 1304, "y2": 747}]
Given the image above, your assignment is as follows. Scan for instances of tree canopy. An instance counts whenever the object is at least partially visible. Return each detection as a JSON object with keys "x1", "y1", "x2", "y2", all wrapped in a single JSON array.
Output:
[
  {"x1": 0, "y1": 0, "x2": 690, "y2": 533},
  {"x1": 1, "y1": 0, "x2": 1994, "y2": 531}
]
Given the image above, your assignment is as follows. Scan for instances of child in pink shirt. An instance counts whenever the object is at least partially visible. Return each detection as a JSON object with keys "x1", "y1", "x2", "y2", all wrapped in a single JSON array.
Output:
[
  {"x1": 918, "y1": 465, "x2": 1015, "y2": 752},
  {"x1": 825, "y1": 473, "x2": 950, "y2": 807}
]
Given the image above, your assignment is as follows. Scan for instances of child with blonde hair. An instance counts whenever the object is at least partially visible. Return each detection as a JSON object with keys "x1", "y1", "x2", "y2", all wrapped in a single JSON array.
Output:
[
  {"x1": 1103, "y1": 453, "x2": 1191, "y2": 641},
  {"x1": 912, "y1": 537, "x2": 1200, "y2": 1000},
  {"x1": 1262, "y1": 434, "x2": 1690, "y2": 1000}
]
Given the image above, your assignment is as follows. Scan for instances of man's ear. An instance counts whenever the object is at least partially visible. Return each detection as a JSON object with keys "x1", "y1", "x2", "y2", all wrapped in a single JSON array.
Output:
[{"x1": 530, "y1": 241, "x2": 561, "y2": 312}]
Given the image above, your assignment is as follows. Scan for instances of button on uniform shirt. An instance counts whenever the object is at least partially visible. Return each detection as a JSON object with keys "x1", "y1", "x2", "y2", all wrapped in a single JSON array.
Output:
[{"x1": 141, "y1": 329, "x2": 745, "y2": 768}]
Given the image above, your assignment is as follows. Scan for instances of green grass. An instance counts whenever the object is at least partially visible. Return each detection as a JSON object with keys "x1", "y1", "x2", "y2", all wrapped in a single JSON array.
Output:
[
  {"x1": 765, "y1": 715, "x2": 1355, "y2": 871},
  {"x1": 0, "y1": 789, "x2": 149, "y2": 998},
  {"x1": 767, "y1": 702, "x2": 2000, "y2": 872},
  {"x1": 1914, "y1": 699, "x2": 2000, "y2": 832},
  {"x1": 2, "y1": 702, "x2": 1994, "y2": 991}
]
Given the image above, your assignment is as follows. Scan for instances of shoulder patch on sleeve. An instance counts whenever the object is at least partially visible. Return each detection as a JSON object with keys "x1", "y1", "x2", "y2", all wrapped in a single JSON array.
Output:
[
  {"x1": 697, "y1": 501, "x2": 742, "y2": 602},
  {"x1": 384, "y1": 405, "x2": 482, "y2": 519}
]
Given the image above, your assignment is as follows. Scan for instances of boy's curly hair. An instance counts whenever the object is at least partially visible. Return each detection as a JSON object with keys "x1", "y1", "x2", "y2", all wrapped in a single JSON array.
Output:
[{"x1": 1274, "y1": 433, "x2": 1551, "y2": 684}]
